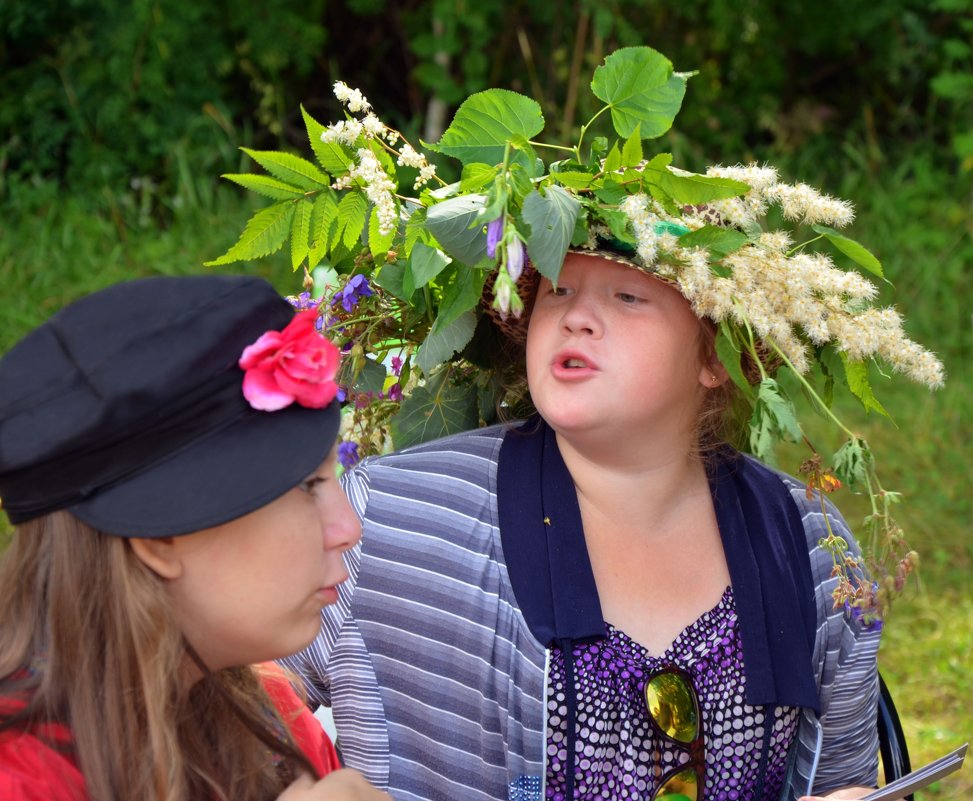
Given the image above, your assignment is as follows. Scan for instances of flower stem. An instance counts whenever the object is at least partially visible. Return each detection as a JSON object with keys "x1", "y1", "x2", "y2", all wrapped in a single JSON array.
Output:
[{"x1": 575, "y1": 105, "x2": 610, "y2": 162}]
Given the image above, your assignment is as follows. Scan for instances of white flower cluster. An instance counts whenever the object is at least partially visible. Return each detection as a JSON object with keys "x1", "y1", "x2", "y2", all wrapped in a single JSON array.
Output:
[
  {"x1": 702, "y1": 163, "x2": 854, "y2": 228},
  {"x1": 321, "y1": 84, "x2": 399, "y2": 147},
  {"x1": 396, "y1": 143, "x2": 437, "y2": 189},
  {"x1": 333, "y1": 81, "x2": 371, "y2": 113},
  {"x1": 620, "y1": 172, "x2": 945, "y2": 389},
  {"x1": 352, "y1": 148, "x2": 397, "y2": 235}
]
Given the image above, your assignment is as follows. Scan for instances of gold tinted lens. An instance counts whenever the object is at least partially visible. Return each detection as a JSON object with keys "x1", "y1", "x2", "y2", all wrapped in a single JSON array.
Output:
[
  {"x1": 653, "y1": 767, "x2": 699, "y2": 801},
  {"x1": 644, "y1": 672, "x2": 698, "y2": 743}
]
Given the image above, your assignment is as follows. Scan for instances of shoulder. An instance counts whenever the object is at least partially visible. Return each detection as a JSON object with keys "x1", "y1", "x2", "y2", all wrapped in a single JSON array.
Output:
[
  {"x1": 342, "y1": 424, "x2": 510, "y2": 504},
  {"x1": 360, "y1": 423, "x2": 509, "y2": 470},
  {"x1": 0, "y1": 725, "x2": 86, "y2": 800}
]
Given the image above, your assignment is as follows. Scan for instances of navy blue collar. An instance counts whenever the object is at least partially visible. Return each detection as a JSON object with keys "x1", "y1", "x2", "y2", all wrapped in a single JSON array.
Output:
[{"x1": 497, "y1": 418, "x2": 821, "y2": 712}]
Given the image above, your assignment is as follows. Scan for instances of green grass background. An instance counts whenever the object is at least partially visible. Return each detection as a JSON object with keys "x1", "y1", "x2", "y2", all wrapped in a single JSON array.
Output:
[{"x1": 0, "y1": 146, "x2": 970, "y2": 797}]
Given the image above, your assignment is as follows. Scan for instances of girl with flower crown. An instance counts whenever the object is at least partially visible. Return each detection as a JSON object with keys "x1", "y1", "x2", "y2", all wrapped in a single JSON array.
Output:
[
  {"x1": 0, "y1": 275, "x2": 390, "y2": 801},
  {"x1": 282, "y1": 246, "x2": 891, "y2": 801}
]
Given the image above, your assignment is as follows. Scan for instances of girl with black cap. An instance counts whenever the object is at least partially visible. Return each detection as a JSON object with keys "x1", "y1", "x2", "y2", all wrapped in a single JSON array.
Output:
[{"x1": 0, "y1": 275, "x2": 388, "y2": 801}]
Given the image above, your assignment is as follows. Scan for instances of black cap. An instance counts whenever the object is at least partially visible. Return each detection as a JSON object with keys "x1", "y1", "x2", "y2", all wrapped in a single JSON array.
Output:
[{"x1": 0, "y1": 275, "x2": 340, "y2": 537}]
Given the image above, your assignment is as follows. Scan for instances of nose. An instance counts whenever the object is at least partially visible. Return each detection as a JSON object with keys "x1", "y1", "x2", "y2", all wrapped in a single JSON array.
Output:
[
  {"x1": 320, "y1": 489, "x2": 362, "y2": 554},
  {"x1": 559, "y1": 290, "x2": 603, "y2": 338}
]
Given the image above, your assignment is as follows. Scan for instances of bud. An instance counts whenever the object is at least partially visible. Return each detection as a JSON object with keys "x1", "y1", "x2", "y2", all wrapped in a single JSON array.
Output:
[
  {"x1": 486, "y1": 218, "x2": 504, "y2": 260},
  {"x1": 493, "y1": 272, "x2": 512, "y2": 316},
  {"x1": 506, "y1": 240, "x2": 526, "y2": 282}
]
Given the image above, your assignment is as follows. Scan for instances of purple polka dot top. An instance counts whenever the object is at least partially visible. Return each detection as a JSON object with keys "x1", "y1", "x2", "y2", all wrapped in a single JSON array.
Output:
[{"x1": 545, "y1": 587, "x2": 800, "y2": 801}]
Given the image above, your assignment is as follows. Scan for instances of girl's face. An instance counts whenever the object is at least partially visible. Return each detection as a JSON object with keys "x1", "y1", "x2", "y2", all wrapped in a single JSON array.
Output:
[
  {"x1": 526, "y1": 252, "x2": 714, "y2": 446},
  {"x1": 148, "y1": 445, "x2": 360, "y2": 671}
]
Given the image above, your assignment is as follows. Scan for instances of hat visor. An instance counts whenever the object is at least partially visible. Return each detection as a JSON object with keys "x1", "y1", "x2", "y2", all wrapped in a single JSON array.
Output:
[{"x1": 69, "y1": 401, "x2": 340, "y2": 538}]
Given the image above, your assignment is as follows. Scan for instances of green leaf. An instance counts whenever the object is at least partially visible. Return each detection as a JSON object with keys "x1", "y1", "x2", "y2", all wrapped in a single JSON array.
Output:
[
  {"x1": 460, "y1": 163, "x2": 499, "y2": 192},
  {"x1": 302, "y1": 105, "x2": 353, "y2": 175},
  {"x1": 404, "y1": 206, "x2": 433, "y2": 256},
  {"x1": 405, "y1": 242, "x2": 451, "y2": 295},
  {"x1": 832, "y1": 437, "x2": 872, "y2": 488},
  {"x1": 352, "y1": 356, "x2": 387, "y2": 395},
  {"x1": 840, "y1": 354, "x2": 890, "y2": 417},
  {"x1": 290, "y1": 198, "x2": 313, "y2": 270},
  {"x1": 425, "y1": 193, "x2": 489, "y2": 266},
  {"x1": 204, "y1": 201, "x2": 296, "y2": 266},
  {"x1": 506, "y1": 163, "x2": 535, "y2": 202},
  {"x1": 715, "y1": 324, "x2": 752, "y2": 396},
  {"x1": 550, "y1": 170, "x2": 595, "y2": 190},
  {"x1": 644, "y1": 168, "x2": 749, "y2": 205},
  {"x1": 334, "y1": 192, "x2": 368, "y2": 250},
  {"x1": 592, "y1": 179, "x2": 628, "y2": 206},
  {"x1": 222, "y1": 173, "x2": 306, "y2": 200},
  {"x1": 621, "y1": 123, "x2": 643, "y2": 167},
  {"x1": 812, "y1": 225, "x2": 884, "y2": 278},
  {"x1": 391, "y1": 376, "x2": 479, "y2": 448},
  {"x1": 417, "y1": 310, "x2": 477, "y2": 374},
  {"x1": 748, "y1": 378, "x2": 802, "y2": 464},
  {"x1": 373, "y1": 261, "x2": 417, "y2": 302},
  {"x1": 241, "y1": 148, "x2": 331, "y2": 191},
  {"x1": 603, "y1": 141, "x2": 622, "y2": 174},
  {"x1": 678, "y1": 225, "x2": 749, "y2": 257},
  {"x1": 523, "y1": 186, "x2": 582, "y2": 282},
  {"x1": 308, "y1": 190, "x2": 339, "y2": 269},
  {"x1": 367, "y1": 206, "x2": 396, "y2": 261},
  {"x1": 433, "y1": 262, "x2": 488, "y2": 333},
  {"x1": 590, "y1": 46, "x2": 690, "y2": 139},
  {"x1": 431, "y1": 88, "x2": 545, "y2": 166}
]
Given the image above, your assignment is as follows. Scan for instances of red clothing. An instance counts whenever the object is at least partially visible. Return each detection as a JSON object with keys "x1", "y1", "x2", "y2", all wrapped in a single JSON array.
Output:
[{"x1": 0, "y1": 665, "x2": 339, "y2": 800}]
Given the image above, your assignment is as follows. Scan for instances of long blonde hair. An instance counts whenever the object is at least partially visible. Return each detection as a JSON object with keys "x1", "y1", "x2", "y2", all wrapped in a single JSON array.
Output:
[{"x1": 0, "y1": 512, "x2": 317, "y2": 801}]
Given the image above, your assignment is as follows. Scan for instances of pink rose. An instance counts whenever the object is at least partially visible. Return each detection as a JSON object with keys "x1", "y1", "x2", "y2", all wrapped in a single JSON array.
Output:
[{"x1": 239, "y1": 310, "x2": 340, "y2": 411}]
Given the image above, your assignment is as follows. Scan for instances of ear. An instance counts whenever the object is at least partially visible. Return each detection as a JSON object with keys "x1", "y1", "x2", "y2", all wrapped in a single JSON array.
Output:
[
  {"x1": 129, "y1": 537, "x2": 184, "y2": 580},
  {"x1": 698, "y1": 353, "x2": 730, "y2": 389}
]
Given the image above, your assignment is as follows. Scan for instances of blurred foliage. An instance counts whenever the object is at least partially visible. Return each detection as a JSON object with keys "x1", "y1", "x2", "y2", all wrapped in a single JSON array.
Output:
[{"x1": 2, "y1": 0, "x2": 972, "y2": 207}]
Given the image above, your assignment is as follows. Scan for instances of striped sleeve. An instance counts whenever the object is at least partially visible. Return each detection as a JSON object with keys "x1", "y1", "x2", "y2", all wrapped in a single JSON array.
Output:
[{"x1": 782, "y1": 473, "x2": 881, "y2": 796}]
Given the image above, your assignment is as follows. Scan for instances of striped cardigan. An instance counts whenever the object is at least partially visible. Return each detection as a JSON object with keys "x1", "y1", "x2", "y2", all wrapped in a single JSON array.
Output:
[{"x1": 281, "y1": 424, "x2": 880, "y2": 801}]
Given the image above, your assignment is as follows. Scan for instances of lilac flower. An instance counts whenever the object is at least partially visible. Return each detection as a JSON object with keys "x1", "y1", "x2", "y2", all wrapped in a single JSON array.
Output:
[
  {"x1": 332, "y1": 274, "x2": 374, "y2": 312},
  {"x1": 337, "y1": 440, "x2": 360, "y2": 469},
  {"x1": 844, "y1": 601, "x2": 884, "y2": 633},
  {"x1": 287, "y1": 291, "x2": 320, "y2": 311},
  {"x1": 506, "y1": 240, "x2": 526, "y2": 282},
  {"x1": 336, "y1": 386, "x2": 348, "y2": 403},
  {"x1": 391, "y1": 355, "x2": 403, "y2": 376},
  {"x1": 486, "y1": 218, "x2": 504, "y2": 259},
  {"x1": 387, "y1": 383, "x2": 402, "y2": 402}
]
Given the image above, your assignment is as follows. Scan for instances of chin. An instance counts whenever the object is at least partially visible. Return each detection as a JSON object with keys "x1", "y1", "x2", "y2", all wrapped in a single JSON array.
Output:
[{"x1": 539, "y1": 407, "x2": 602, "y2": 435}]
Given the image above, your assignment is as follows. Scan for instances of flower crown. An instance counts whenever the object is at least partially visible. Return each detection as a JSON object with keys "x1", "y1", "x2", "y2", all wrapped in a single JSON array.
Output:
[{"x1": 209, "y1": 46, "x2": 944, "y2": 623}]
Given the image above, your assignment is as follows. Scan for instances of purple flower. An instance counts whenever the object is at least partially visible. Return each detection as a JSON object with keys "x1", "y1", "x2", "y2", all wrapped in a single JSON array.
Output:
[
  {"x1": 332, "y1": 274, "x2": 374, "y2": 312},
  {"x1": 486, "y1": 218, "x2": 504, "y2": 259},
  {"x1": 506, "y1": 240, "x2": 526, "y2": 282},
  {"x1": 387, "y1": 382, "x2": 402, "y2": 402},
  {"x1": 391, "y1": 355, "x2": 403, "y2": 376},
  {"x1": 337, "y1": 440, "x2": 360, "y2": 469},
  {"x1": 287, "y1": 291, "x2": 320, "y2": 311},
  {"x1": 336, "y1": 386, "x2": 347, "y2": 403},
  {"x1": 843, "y1": 601, "x2": 884, "y2": 633}
]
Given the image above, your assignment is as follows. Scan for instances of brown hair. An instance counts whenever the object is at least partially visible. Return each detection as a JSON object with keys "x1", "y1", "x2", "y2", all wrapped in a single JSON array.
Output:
[{"x1": 0, "y1": 512, "x2": 317, "y2": 801}]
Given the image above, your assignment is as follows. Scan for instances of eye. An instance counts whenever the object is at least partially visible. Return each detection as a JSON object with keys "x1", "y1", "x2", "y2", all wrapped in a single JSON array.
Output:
[
  {"x1": 617, "y1": 292, "x2": 645, "y2": 304},
  {"x1": 551, "y1": 285, "x2": 572, "y2": 297},
  {"x1": 300, "y1": 476, "x2": 327, "y2": 495}
]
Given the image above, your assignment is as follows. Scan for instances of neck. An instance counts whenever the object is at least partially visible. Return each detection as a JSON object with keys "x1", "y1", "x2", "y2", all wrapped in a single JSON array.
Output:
[{"x1": 553, "y1": 427, "x2": 711, "y2": 537}]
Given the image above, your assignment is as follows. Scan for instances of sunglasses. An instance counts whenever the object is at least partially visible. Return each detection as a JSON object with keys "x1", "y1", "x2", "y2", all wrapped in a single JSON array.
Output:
[{"x1": 644, "y1": 666, "x2": 706, "y2": 801}]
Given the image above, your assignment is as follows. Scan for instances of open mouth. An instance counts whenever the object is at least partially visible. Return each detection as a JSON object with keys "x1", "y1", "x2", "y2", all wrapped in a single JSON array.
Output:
[{"x1": 562, "y1": 357, "x2": 587, "y2": 369}]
